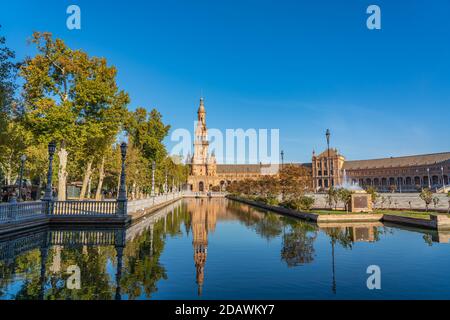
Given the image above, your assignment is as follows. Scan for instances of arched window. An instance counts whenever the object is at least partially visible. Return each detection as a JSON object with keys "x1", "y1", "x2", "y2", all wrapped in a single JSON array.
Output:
[
  {"x1": 432, "y1": 176, "x2": 439, "y2": 185},
  {"x1": 414, "y1": 176, "x2": 421, "y2": 185}
]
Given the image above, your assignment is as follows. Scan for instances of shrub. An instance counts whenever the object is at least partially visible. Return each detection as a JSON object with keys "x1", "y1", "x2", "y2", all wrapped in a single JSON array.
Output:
[
  {"x1": 254, "y1": 196, "x2": 279, "y2": 206},
  {"x1": 420, "y1": 188, "x2": 433, "y2": 212},
  {"x1": 298, "y1": 196, "x2": 315, "y2": 211},
  {"x1": 280, "y1": 199, "x2": 297, "y2": 210},
  {"x1": 280, "y1": 196, "x2": 315, "y2": 211},
  {"x1": 366, "y1": 186, "x2": 379, "y2": 205},
  {"x1": 266, "y1": 197, "x2": 280, "y2": 206},
  {"x1": 432, "y1": 196, "x2": 440, "y2": 209},
  {"x1": 337, "y1": 188, "x2": 353, "y2": 212}
]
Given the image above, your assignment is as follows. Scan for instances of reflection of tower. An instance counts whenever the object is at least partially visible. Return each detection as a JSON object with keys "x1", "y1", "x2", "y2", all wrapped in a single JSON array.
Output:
[{"x1": 191, "y1": 199, "x2": 217, "y2": 296}]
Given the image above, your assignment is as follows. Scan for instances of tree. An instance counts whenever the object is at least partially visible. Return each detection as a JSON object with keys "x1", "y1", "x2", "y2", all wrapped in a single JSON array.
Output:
[
  {"x1": 419, "y1": 188, "x2": 433, "y2": 212},
  {"x1": 0, "y1": 26, "x2": 24, "y2": 186},
  {"x1": 279, "y1": 164, "x2": 312, "y2": 201},
  {"x1": 366, "y1": 186, "x2": 379, "y2": 206},
  {"x1": 337, "y1": 188, "x2": 353, "y2": 212},
  {"x1": 21, "y1": 32, "x2": 129, "y2": 200},
  {"x1": 125, "y1": 108, "x2": 171, "y2": 195},
  {"x1": 0, "y1": 25, "x2": 17, "y2": 130},
  {"x1": 125, "y1": 108, "x2": 170, "y2": 164},
  {"x1": 432, "y1": 196, "x2": 440, "y2": 209},
  {"x1": 326, "y1": 187, "x2": 339, "y2": 210}
]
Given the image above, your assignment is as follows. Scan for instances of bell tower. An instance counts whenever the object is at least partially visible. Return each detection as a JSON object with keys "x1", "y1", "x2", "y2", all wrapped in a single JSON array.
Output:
[{"x1": 192, "y1": 98, "x2": 210, "y2": 176}]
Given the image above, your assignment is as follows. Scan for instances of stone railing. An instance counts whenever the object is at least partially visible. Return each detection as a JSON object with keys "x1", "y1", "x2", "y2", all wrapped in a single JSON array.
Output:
[
  {"x1": 50, "y1": 200, "x2": 121, "y2": 216},
  {"x1": 182, "y1": 191, "x2": 227, "y2": 198},
  {"x1": 127, "y1": 192, "x2": 183, "y2": 214},
  {"x1": 0, "y1": 201, "x2": 48, "y2": 223},
  {"x1": 0, "y1": 199, "x2": 128, "y2": 227}
]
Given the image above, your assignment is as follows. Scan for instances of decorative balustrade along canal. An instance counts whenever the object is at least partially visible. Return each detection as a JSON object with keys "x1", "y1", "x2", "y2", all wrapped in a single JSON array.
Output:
[{"x1": 0, "y1": 142, "x2": 184, "y2": 234}]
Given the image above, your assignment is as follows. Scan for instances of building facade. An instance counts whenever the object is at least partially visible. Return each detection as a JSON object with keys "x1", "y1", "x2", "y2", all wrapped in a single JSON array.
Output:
[
  {"x1": 187, "y1": 98, "x2": 279, "y2": 192},
  {"x1": 187, "y1": 98, "x2": 449, "y2": 193},
  {"x1": 312, "y1": 149, "x2": 450, "y2": 192}
]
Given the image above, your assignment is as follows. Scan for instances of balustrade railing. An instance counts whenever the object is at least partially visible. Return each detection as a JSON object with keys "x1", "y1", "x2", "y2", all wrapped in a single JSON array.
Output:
[
  {"x1": 0, "y1": 201, "x2": 47, "y2": 223},
  {"x1": 50, "y1": 201, "x2": 120, "y2": 216},
  {"x1": 0, "y1": 193, "x2": 183, "y2": 226}
]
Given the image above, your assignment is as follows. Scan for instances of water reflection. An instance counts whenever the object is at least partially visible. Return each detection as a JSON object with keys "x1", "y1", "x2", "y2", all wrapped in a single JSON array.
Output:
[
  {"x1": 0, "y1": 226, "x2": 125, "y2": 300},
  {"x1": 1, "y1": 198, "x2": 449, "y2": 300}
]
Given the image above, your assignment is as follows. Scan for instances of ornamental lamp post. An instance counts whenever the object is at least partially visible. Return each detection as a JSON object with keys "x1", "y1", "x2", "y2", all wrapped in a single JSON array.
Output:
[
  {"x1": 151, "y1": 161, "x2": 156, "y2": 196},
  {"x1": 165, "y1": 170, "x2": 168, "y2": 194},
  {"x1": 326, "y1": 129, "x2": 331, "y2": 189},
  {"x1": 427, "y1": 168, "x2": 431, "y2": 189},
  {"x1": 117, "y1": 142, "x2": 128, "y2": 217},
  {"x1": 43, "y1": 141, "x2": 57, "y2": 201},
  {"x1": 18, "y1": 154, "x2": 27, "y2": 202},
  {"x1": 118, "y1": 142, "x2": 128, "y2": 201}
]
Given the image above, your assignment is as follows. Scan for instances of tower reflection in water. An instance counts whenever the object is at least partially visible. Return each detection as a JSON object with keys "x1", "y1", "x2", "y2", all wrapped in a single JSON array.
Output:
[{"x1": 187, "y1": 198, "x2": 218, "y2": 296}]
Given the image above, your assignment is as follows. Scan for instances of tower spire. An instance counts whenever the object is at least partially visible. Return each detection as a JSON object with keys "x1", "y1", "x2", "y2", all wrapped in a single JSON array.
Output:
[{"x1": 198, "y1": 97, "x2": 206, "y2": 124}]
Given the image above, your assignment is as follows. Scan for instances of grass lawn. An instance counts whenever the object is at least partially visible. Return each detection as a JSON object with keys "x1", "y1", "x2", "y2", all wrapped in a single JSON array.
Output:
[
  {"x1": 374, "y1": 210, "x2": 433, "y2": 220},
  {"x1": 310, "y1": 209, "x2": 443, "y2": 220},
  {"x1": 311, "y1": 210, "x2": 365, "y2": 215}
]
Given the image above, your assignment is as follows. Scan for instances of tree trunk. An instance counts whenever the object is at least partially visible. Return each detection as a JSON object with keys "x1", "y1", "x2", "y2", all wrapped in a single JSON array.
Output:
[
  {"x1": 95, "y1": 157, "x2": 105, "y2": 201},
  {"x1": 79, "y1": 159, "x2": 93, "y2": 200},
  {"x1": 5, "y1": 164, "x2": 11, "y2": 186},
  {"x1": 87, "y1": 176, "x2": 92, "y2": 199},
  {"x1": 57, "y1": 144, "x2": 68, "y2": 201},
  {"x1": 132, "y1": 181, "x2": 136, "y2": 200}
]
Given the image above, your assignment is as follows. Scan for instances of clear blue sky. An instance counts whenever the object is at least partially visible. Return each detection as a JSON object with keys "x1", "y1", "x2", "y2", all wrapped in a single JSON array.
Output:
[{"x1": 1, "y1": 0, "x2": 449, "y2": 163}]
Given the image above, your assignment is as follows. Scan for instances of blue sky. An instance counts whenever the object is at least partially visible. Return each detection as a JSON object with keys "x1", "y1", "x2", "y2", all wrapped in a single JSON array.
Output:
[{"x1": 1, "y1": 0, "x2": 449, "y2": 163}]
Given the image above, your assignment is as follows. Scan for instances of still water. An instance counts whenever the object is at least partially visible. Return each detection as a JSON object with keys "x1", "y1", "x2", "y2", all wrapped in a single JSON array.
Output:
[{"x1": 1, "y1": 198, "x2": 450, "y2": 300}]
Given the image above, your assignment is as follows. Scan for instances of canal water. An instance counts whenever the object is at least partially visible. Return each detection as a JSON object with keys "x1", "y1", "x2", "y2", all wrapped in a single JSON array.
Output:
[{"x1": 0, "y1": 198, "x2": 449, "y2": 300}]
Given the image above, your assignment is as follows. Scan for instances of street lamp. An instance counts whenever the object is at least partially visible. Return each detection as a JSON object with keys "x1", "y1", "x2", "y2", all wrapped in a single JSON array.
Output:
[
  {"x1": 18, "y1": 155, "x2": 27, "y2": 202},
  {"x1": 43, "y1": 141, "x2": 57, "y2": 201},
  {"x1": 165, "y1": 170, "x2": 168, "y2": 194},
  {"x1": 427, "y1": 168, "x2": 431, "y2": 189},
  {"x1": 118, "y1": 142, "x2": 128, "y2": 202},
  {"x1": 326, "y1": 129, "x2": 331, "y2": 189},
  {"x1": 151, "y1": 161, "x2": 156, "y2": 196}
]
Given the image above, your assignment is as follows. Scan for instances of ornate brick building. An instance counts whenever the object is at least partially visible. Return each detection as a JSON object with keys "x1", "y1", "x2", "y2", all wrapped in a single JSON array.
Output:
[
  {"x1": 312, "y1": 149, "x2": 450, "y2": 192},
  {"x1": 187, "y1": 98, "x2": 279, "y2": 192},
  {"x1": 187, "y1": 98, "x2": 449, "y2": 193}
]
